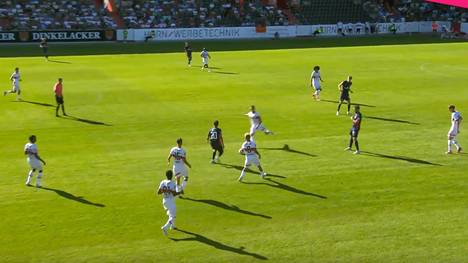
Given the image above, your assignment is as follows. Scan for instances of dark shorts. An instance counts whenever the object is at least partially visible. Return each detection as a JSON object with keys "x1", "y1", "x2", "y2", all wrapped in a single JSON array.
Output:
[
  {"x1": 340, "y1": 94, "x2": 350, "y2": 101},
  {"x1": 350, "y1": 128, "x2": 359, "y2": 138},
  {"x1": 210, "y1": 140, "x2": 223, "y2": 152},
  {"x1": 55, "y1": 95, "x2": 64, "y2": 104}
]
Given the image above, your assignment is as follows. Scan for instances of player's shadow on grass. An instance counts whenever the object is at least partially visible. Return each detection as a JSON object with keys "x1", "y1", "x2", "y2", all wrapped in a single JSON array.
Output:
[
  {"x1": 61, "y1": 115, "x2": 111, "y2": 126},
  {"x1": 242, "y1": 178, "x2": 327, "y2": 199},
  {"x1": 320, "y1": 99, "x2": 376, "y2": 108},
  {"x1": 212, "y1": 71, "x2": 239, "y2": 75},
  {"x1": 361, "y1": 151, "x2": 441, "y2": 166},
  {"x1": 171, "y1": 229, "x2": 267, "y2": 260},
  {"x1": 217, "y1": 163, "x2": 286, "y2": 179},
  {"x1": 366, "y1": 116, "x2": 420, "y2": 125},
  {"x1": 16, "y1": 100, "x2": 55, "y2": 107},
  {"x1": 193, "y1": 65, "x2": 222, "y2": 69},
  {"x1": 40, "y1": 187, "x2": 105, "y2": 207},
  {"x1": 259, "y1": 144, "x2": 316, "y2": 158},
  {"x1": 48, "y1": 59, "x2": 72, "y2": 64},
  {"x1": 180, "y1": 196, "x2": 272, "y2": 219}
]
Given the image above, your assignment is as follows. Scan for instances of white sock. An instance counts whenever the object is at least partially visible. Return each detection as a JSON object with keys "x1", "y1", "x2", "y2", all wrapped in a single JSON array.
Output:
[
  {"x1": 36, "y1": 172, "x2": 42, "y2": 186},
  {"x1": 240, "y1": 168, "x2": 246, "y2": 179},
  {"x1": 181, "y1": 180, "x2": 187, "y2": 191},
  {"x1": 448, "y1": 140, "x2": 452, "y2": 152},
  {"x1": 453, "y1": 140, "x2": 460, "y2": 150},
  {"x1": 176, "y1": 185, "x2": 180, "y2": 192},
  {"x1": 26, "y1": 170, "x2": 33, "y2": 184}
]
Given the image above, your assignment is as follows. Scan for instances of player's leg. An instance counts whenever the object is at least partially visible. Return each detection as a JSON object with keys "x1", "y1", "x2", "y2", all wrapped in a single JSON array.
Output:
[
  {"x1": 337, "y1": 99, "x2": 343, "y2": 115},
  {"x1": 239, "y1": 158, "x2": 250, "y2": 182},
  {"x1": 347, "y1": 99, "x2": 351, "y2": 115},
  {"x1": 353, "y1": 134, "x2": 360, "y2": 154},
  {"x1": 61, "y1": 103, "x2": 67, "y2": 115},
  {"x1": 211, "y1": 149, "x2": 217, "y2": 163},
  {"x1": 181, "y1": 176, "x2": 188, "y2": 191},
  {"x1": 315, "y1": 88, "x2": 321, "y2": 101},
  {"x1": 217, "y1": 145, "x2": 224, "y2": 159},
  {"x1": 55, "y1": 104, "x2": 60, "y2": 117},
  {"x1": 25, "y1": 169, "x2": 35, "y2": 186},
  {"x1": 175, "y1": 172, "x2": 181, "y2": 192},
  {"x1": 249, "y1": 125, "x2": 256, "y2": 138},
  {"x1": 36, "y1": 169, "x2": 43, "y2": 187}
]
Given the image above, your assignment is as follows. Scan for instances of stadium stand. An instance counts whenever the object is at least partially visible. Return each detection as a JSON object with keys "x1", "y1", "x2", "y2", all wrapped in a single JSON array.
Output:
[
  {"x1": 290, "y1": 0, "x2": 371, "y2": 24},
  {"x1": 362, "y1": 0, "x2": 468, "y2": 22},
  {"x1": 118, "y1": 0, "x2": 289, "y2": 29},
  {"x1": 0, "y1": 0, "x2": 116, "y2": 31}
]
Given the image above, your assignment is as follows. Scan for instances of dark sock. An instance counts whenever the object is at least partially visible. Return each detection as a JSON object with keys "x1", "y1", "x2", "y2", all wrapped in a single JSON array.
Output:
[
  {"x1": 347, "y1": 102, "x2": 351, "y2": 112},
  {"x1": 212, "y1": 151, "x2": 216, "y2": 160},
  {"x1": 337, "y1": 102, "x2": 342, "y2": 111},
  {"x1": 349, "y1": 137, "x2": 353, "y2": 148},
  {"x1": 355, "y1": 140, "x2": 360, "y2": 151}
]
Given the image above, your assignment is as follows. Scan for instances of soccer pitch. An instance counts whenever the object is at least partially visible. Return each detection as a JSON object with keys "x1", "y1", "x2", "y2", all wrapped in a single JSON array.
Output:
[{"x1": 1, "y1": 37, "x2": 467, "y2": 262}]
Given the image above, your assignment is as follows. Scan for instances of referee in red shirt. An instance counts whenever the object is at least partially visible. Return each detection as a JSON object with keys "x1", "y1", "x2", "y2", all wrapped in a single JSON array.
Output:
[{"x1": 54, "y1": 78, "x2": 67, "y2": 117}]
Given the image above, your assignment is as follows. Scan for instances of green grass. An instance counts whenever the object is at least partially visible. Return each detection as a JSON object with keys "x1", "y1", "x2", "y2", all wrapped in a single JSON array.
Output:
[{"x1": 0, "y1": 37, "x2": 467, "y2": 262}]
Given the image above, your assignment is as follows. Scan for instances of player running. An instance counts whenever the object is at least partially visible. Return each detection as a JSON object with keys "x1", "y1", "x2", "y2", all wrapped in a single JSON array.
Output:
[
  {"x1": 184, "y1": 42, "x2": 192, "y2": 67},
  {"x1": 200, "y1": 48, "x2": 211, "y2": 71},
  {"x1": 24, "y1": 135, "x2": 46, "y2": 187},
  {"x1": 54, "y1": 78, "x2": 67, "y2": 117},
  {"x1": 446, "y1": 105, "x2": 463, "y2": 154},
  {"x1": 157, "y1": 170, "x2": 181, "y2": 236},
  {"x1": 336, "y1": 76, "x2": 353, "y2": 116},
  {"x1": 3, "y1": 67, "x2": 21, "y2": 101},
  {"x1": 167, "y1": 138, "x2": 192, "y2": 193},
  {"x1": 207, "y1": 120, "x2": 224, "y2": 164},
  {"x1": 245, "y1": 105, "x2": 273, "y2": 139},
  {"x1": 345, "y1": 105, "x2": 362, "y2": 154},
  {"x1": 310, "y1": 65, "x2": 324, "y2": 101},
  {"x1": 238, "y1": 133, "x2": 266, "y2": 182},
  {"x1": 40, "y1": 38, "x2": 49, "y2": 60}
]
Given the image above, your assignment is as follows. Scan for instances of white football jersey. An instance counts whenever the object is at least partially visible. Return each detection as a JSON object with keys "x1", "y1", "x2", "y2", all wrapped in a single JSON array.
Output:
[
  {"x1": 158, "y1": 179, "x2": 176, "y2": 199},
  {"x1": 311, "y1": 71, "x2": 321, "y2": 85},
  {"x1": 247, "y1": 111, "x2": 261, "y2": 126},
  {"x1": 201, "y1": 50, "x2": 209, "y2": 58},
  {"x1": 451, "y1": 111, "x2": 462, "y2": 130},
  {"x1": 241, "y1": 140, "x2": 257, "y2": 156},
  {"x1": 11, "y1": 71, "x2": 20, "y2": 84},
  {"x1": 170, "y1": 147, "x2": 186, "y2": 164},
  {"x1": 24, "y1": 143, "x2": 38, "y2": 160}
]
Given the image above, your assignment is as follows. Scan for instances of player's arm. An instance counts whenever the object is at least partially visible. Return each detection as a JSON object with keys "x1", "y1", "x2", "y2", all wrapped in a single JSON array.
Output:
[
  {"x1": 253, "y1": 148, "x2": 261, "y2": 159},
  {"x1": 183, "y1": 157, "x2": 191, "y2": 168},
  {"x1": 219, "y1": 134, "x2": 224, "y2": 148},
  {"x1": 167, "y1": 154, "x2": 173, "y2": 165},
  {"x1": 238, "y1": 147, "x2": 245, "y2": 154},
  {"x1": 34, "y1": 153, "x2": 46, "y2": 165},
  {"x1": 338, "y1": 81, "x2": 344, "y2": 91},
  {"x1": 207, "y1": 131, "x2": 211, "y2": 142},
  {"x1": 320, "y1": 76, "x2": 324, "y2": 82}
]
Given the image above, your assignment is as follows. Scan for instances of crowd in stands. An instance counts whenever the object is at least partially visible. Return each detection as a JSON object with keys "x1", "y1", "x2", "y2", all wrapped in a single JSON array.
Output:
[
  {"x1": 118, "y1": 0, "x2": 289, "y2": 29},
  {"x1": 362, "y1": 0, "x2": 468, "y2": 23},
  {"x1": 0, "y1": 0, "x2": 116, "y2": 31},
  {"x1": 0, "y1": 0, "x2": 467, "y2": 31}
]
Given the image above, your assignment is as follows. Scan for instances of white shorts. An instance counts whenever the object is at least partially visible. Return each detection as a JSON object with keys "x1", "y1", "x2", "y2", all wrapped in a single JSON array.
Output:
[
  {"x1": 313, "y1": 81, "x2": 321, "y2": 90},
  {"x1": 173, "y1": 165, "x2": 188, "y2": 178},
  {"x1": 250, "y1": 123, "x2": 267, "y2": 135},
  {"x1": 163, "y1": 198, "x2": 176, "y2": 218},
  {"x1": 448, "y1": 129, "x2": 459, "y2": 138},
  {"x1": 202, "y1": 58, "x2": 209, "y2": 65},
  {"x1": 244, "y1": 155, "x2": 260, "y2": 167},
  {"x1": 12, "y1": 83, "x2": 20, "y2": 92},
  {"x1": 27, "y1": 158, "x2": 42, "y2": 170}
]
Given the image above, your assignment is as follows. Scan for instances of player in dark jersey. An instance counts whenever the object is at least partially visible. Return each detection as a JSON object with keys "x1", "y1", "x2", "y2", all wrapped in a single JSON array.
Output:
[
  {"x1": 336, "y1": 76, "x2": 353, "y2": 116},
  {"x1": 184, "y1": 42, "x2": 192, "y2": 67},
  {"x1": 39, "y1": 38, "x2": 48, "y2": 60},
  {"x1": 345, "y1": 105, "x2": 361, "y2": 154},
  {"x1": 207, "y1": 120, "x2": 224, "y2": 163}
]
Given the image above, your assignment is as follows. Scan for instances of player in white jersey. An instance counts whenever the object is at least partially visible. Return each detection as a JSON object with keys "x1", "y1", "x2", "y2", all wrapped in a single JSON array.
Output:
[
  {"x1": 3, "y1": 67, "x2": 21, "y2": 100},
  {"x1": 446, "y1": 105, "x2": 463, "y2": 154},
  {"x1": 167, "y1": 138, "x2": 192, "y2": 193},
  {"x1": 245, "y1": 105, "x2": 273, "y2": 138},
  {"x1": 200, "y1": 48, "x2": 211, "y2": 71},
  {"x1": 24, "y1": 135, "x2": 46, "y2": 187},
  {"x1": 238, "y1": 133, "x2": 266, "y2": 182},
  {"x1": 310, "y1": 65, "x2": 324, "y2": 101},
  {"x1": 158, "y1": 170, "x2": 181, "y2": 236}
]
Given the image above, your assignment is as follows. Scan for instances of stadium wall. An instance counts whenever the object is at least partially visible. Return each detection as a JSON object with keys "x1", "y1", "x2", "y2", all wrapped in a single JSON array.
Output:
[
  {"x1": 117, "y1": 21, "x2": 454, "y2": 42},
  {"x1": 0, "y1": 30, "x2": 116, "y2": 43}
]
